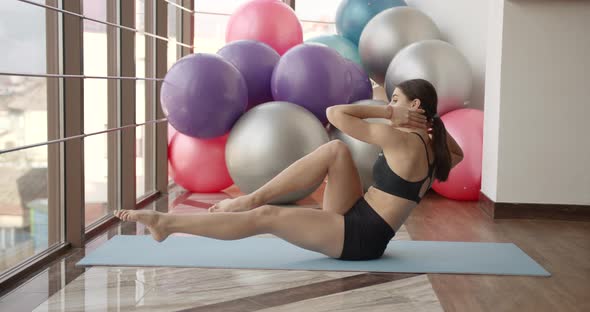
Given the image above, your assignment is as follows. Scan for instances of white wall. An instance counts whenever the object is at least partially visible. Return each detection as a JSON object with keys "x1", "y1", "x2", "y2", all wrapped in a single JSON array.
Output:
[
  {"x1": 405, "y1": 0, "x2": 489, "y2": 110},
  {"x1": 492, "y1": 0, "x2": 590, "y2": 205},
  {"x1": 481, "y1": 0, "x2": 504, "y2": 201}
]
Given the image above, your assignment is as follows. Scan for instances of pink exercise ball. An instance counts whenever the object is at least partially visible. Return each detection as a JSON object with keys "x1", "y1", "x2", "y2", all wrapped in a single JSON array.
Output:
[
  {"x1": 432, "y1": 108, "x2": 483, "y2": 201},
  {"x1": 168, "y1": 132, "x2": 234, "y2": 193},
  {"x1": 167, "y1": 123, "x2": 178, "y2": 179},
  {"x1": 167, "y1": 123, "x2": 177, "y2": 143},
  {"x1": 226, "y1": 0, "x2": 303, "y2": 55}
]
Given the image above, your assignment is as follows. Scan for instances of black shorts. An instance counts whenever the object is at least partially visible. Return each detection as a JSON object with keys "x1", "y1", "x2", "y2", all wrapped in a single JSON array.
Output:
[{"x1": 338, "y1": 197, "x2": 396, "y2": 261}]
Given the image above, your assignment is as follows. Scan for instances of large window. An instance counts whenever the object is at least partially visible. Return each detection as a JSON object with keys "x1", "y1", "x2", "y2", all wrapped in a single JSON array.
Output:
[
  {"x1": 0, "y1": 0, "x2": 57, "y2": 276},
  {"x1": 296, "y1": 0, "x2": 340, "y2": 40},
  {"x1": 1, "y1": 0, "x2": 188, "y2": 289}
]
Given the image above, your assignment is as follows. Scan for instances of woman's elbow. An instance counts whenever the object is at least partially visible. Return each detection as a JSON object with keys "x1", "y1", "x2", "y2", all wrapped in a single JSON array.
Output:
[
  {"x1": 326, "y1": 106, "x2": 339, "y2": 125},
  {"x1": 450, "y1": 153, "x2": 463, "y2": 169}
]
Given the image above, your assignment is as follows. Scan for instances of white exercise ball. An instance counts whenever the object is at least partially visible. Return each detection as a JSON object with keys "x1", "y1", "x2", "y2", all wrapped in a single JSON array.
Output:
[
  {"x1": 385, "y1": 39, "x2": 473, "y2": 115},
  {"x1": 359, "y1": 7, "x2": 441, "y2": 86},
  {"x1": 226, "y1": 101, "x2": 329, "y2": 204}
]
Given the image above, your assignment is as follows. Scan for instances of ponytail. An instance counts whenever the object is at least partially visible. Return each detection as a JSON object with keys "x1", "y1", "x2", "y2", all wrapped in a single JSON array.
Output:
[{"x1": 430, "y1": 116, "x2": 451, "y2": 181}]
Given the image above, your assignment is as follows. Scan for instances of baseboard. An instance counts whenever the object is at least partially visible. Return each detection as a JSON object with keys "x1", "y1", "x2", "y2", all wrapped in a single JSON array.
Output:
[{"x1": 478, "y1": 192, "x2": 590, "y2": 221}]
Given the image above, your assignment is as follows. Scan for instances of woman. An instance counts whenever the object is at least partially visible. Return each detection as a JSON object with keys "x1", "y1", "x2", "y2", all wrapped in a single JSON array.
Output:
[{"x1": 115, "y1": 79, "x2": 464, "y2": 261}]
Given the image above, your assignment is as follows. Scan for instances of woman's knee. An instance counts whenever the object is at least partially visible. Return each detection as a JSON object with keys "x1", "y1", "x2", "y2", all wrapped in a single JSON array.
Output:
[
  {"x1": 325, "y1": 140, "x2": 351, "y2": 158},
  {"x1": 250, "y1": 205, "x2": 281, "y2": 230}
]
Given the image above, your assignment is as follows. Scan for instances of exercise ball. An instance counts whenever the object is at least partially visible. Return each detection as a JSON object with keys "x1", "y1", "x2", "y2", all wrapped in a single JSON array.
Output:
[
  {"x1": 226, "y1": 0, "x2": 302, "y2": 55},
  {"x1": 161, "y1": 53, "x2": 247, "y2": 138},
  {"x1": 218, "y1": 40, "x2": 280, "y2": 110},
  {"x1": 168, "y1": 132, "x2": 234, "y2": 193},
  {"x1": 346, "y1": 60, "x2": 373, "y2": 103},
  {"x1": 167, "y1": 123, "x2": 178, "y2": 179},
  {"x1": 385, "y1": 40, "x2": 473, "y2": 115},
  {"x1": 305, "y1": 35, "x2": 362, "y2": 66},
  {"x1": 336, "y1": 0, "x2": 406, "y2": 45},
  {"x1": 431, "y1": 108, "x2": 483, "y2": 201},
  {"x1": 271, "y1": 44, "x2": 353, "y2": 124},
  {"x1": 226, "y1": 101, "x2": 329, "y2": 204},
  {"x1": 359, "y1": 7, "x2": 441, "y2": 85},
  {"x1": 167, "y1": 123, "x2": 177, "y2": 143},
  {"x1": 328, "y1": 99, "x2": 389, "y2": 191}
]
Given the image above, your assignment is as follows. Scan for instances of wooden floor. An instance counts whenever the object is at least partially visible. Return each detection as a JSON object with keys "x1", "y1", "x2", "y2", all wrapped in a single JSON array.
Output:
[
  {"x1": 1, "y1": 184, "x2": 589, "y2": 312},
  {"x1": 406, "y1": 192, "x2": 590, "y2": 311}
]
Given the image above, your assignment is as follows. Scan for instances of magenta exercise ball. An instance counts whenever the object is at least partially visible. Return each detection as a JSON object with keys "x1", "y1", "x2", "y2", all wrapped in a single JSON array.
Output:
[
  {"x1": 226, "y1": 0, "x2": 303, "y2": 55},
  {"x1": 168, "y1": 132, "x2": 234, "y2": 193}
]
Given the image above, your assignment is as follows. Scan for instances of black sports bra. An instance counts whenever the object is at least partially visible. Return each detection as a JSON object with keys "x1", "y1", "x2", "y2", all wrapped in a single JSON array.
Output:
[{"x1": 372, "y1": 132, "x2": 435, "y2": 203}]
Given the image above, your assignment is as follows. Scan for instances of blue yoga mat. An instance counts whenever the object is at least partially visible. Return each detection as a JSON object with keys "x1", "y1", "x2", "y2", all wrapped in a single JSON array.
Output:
[{"x1": 77, "y1": 235, "x2": 550, "y2": 277}]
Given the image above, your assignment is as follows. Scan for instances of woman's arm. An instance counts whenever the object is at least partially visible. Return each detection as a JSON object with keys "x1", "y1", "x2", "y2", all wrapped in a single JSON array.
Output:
[
  {"x1": 326, "y1": 104, "x2": 398, "y2": 147},
  {"x1": 444, "y1": 129, "x2": 463, "y2": 156},
  {"x1": 328, "y1": 103, "x2": 392, "y2": 120},
  {"x1": 327, "y1": 103, "x2": 428, "y2": 147},
  {"x1": 443, "y1": 128, "x2": 464, "y2": 168}
]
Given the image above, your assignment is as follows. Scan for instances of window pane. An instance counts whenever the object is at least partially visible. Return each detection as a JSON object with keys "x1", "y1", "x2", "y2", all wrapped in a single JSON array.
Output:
[
  {"x1": 194, "y1": 13, "x2": 229, "y2": 54},
  {"x1": 0, "y1": 145, "x2": 58, "y2": 275},
  {"x1": 195, "y1": 0, "x2": 251, "y2": 14},
  {"x1": 295, "y1": 0, "x2": 341, "y2": 22},
  {"x1": 83, "y1": 0, "x2": 107, "y2": 22},
  {"x1": 195, "y1": 0, "x2": 250, "y2": 14},
  {"x1": 0, "y1": 1, "x2": 47, "y2": 73},
  {"x1": 85, "y1": 134, "x2": 109, "y2": 227},
  {"x1": 136, "y1": 0, "x2": 146, "y2": 102},
  {"x1": 302, "y1": 22, "x2": 337, "y2": 41},
  {"x1": 0, "y1": 2, "x2": 49, "y2": 148},
  {"x1": 167, "y1": 3, "x2": 179, "y2": 69},
  {"x1": 136, "y1": 125, "x2": 146, "y2": 198},
  {"x1": 0, "y1": 76, "x2": 49, "y2": 150},
  {"x1": 137, "y1": 0, "x2": 147, "y2": 198},
  {"x1": 83, "y1": 0, "x2": 109, "y2": 225},
  {"x1": 84, "y1": 1, "x2": 108, "y2": 135}
]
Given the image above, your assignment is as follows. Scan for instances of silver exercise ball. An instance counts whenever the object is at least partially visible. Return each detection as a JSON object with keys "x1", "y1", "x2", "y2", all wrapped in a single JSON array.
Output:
[
  {"x1": 328, "y1": 100, "x2": 389, "y2": 191},
  {"x1": 384, "y1": 39, "x2": 473, "y2": 115},
  {"x1": 359, "y1": 7, "x2": 441, "y2": 86},
  {"x1": 226, "y1": 101, "x2": 329, "y2": 204}
]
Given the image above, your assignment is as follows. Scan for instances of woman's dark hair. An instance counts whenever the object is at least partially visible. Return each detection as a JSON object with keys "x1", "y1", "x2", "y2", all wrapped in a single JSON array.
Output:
[{"x1": 396, "y1": 79, "x2": 451, "y2": 181}]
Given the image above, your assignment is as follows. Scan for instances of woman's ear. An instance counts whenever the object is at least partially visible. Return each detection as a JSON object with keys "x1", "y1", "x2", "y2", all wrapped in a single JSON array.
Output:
[{"x1": 411, "y1": 99, "x2": 421, "y2": 109}]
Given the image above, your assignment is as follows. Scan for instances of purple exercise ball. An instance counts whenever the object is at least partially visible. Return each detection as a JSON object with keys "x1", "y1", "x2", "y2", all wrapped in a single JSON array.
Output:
[
  {"x1": 218, "y1": 40, "x2": 280, "y2": 110},
  {"x1": 160, "y1": 53, "x2": 247, "y2": 139},
  {"x1": 346, "y1": 60, "x2": 373, "y2": 103},
  {"x1": 271, "y1": 44, "x2": 353, "y2": 123}
]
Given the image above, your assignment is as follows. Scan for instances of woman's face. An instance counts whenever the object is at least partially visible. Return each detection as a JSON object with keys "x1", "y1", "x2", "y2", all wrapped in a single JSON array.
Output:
[{"x1": 391, "y1": 88, "x2": 421, "y2": 110}]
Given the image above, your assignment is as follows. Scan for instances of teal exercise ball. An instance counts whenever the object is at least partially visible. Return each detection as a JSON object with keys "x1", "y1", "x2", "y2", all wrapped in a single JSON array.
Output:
[
  {"x1": 336, "y1": 0, "x2": 407, "y2": 45},
  {"x1": 305, "y1": 35, "x2": 362, "y2": 66}
]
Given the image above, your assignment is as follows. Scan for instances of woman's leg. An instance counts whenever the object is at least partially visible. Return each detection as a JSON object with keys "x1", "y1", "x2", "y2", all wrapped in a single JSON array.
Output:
[
  {"x1": 211, "y1": 140, "x2": 363, "y2": 215},
  {"x1": 115, "y1": 205, "x2": 345, "y2": 258}
]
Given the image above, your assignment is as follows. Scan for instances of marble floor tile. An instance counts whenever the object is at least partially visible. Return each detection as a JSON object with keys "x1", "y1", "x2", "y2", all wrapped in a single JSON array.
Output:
[
  {"x1": 136, "y1": 268, "x2": 361, "y2": 311},
  {"x1": 180, "y1": 272, "x2": 420, "y2": 312},
  {"x1": 33, "y1": 268, "x2": 153, "y2": 312},
  {"x1": 256, "y1": 275, "x2": 443, "y2": 312},
  {"x1": 32, "y1": 267, "x2": 360, "y2": 312}
]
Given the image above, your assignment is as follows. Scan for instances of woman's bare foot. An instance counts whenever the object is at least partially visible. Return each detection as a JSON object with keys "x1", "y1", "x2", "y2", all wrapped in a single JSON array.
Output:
[
  {"x1": 208, "y1": 195, "x2": 260, "y2": 213},
  {"x1": 114, "y1": 210, "x2": 170, "y2": 242}
]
